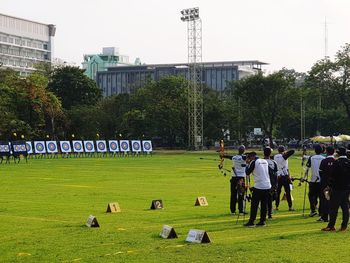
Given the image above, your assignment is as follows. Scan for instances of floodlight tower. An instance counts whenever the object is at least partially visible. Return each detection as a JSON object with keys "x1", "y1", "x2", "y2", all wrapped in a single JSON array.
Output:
[{"x1": 181, "y1": 7, "x2": 203, "y2": 150}]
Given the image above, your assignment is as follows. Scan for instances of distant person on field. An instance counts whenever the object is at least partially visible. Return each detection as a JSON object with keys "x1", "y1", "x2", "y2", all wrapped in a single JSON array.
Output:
[
  {"x1": 305, "y1": 144, "x2": 325, "y2": 218},
  {"x1": 244, "y1": 152, "x2": 271, "y2": 227},
  {"x1": 264, "y1": 147, "x2": 278, "y2": 219},
  {"x1": 274, "y1": 146, "x2": 295, "y2": 211},
  {"x1": 223, "y1": 145, "x2": 247, "y2": 214},
  {"x1": 318, "y1": 145, "x2": 335, "y2": 222},
  {"x1": 322, "y1": 147, "x2": 350, "y2": 232}
]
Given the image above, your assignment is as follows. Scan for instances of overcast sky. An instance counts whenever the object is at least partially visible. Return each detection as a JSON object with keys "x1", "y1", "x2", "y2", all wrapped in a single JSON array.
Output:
[{"x1": 2, "y1": 0, "x2": 350, "y2": 73}]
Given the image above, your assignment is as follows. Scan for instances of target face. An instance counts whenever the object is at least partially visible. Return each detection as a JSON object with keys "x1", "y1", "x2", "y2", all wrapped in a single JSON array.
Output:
[
  {"x1": 37, "y1": 143, "x2": 44, "y2": 151},
  {"x1": 48, "y1": 143, "x2": 56, "y2": 151},
  {"x1": 72, "y1": 141, "x2": 84, "y2": 153},
  {"x1": 86, "y1": 142, "x2": 93, "y2": 150},
  {"x1": 26, "y1": 141, "x2": 33, "y2": 154},
  {"x1": 74, "y1": 142, "x2": 81, "y2": 150},
  {"x1": 142, "y1": 141, "x2": 152, "y2": 152},
  {"x1": 84, "y1": 141, "x2": 95, "y2": 152},
  {"x1": 62, "y1": 142, "x2": 70, "y2": 150},
  {"x1": 14, "y1": 145, "x2": 21, "y2": 152},
  {"x1": 60, "y1": 141, "x2": 72, "y2": 153},
  {"x1": 98, "y1": 142, "x2": 105, "y2": 150},
  {"x1": 34, "y1": 141, "x2": 46, "y2": 154},
  {"x1": 108, "y1": 140, "x2": 119, "y2": 152},
  {"x1": 0, "y1": 144, "x2": 10, "y2": 152},
  {"x1": 131, "y1": 140, "x2": 141, "y2": 152},
  {"x1": 133, "y1": 142, "x2": 140, "y2": 150},
  {"x1": 120, "y1": 140, "x2": 130, "y2": 152},
  {"x1": 96, "y1": 140, "x2": 107, "y2": 152},
  {"x1": 46, "y1": 141, "x2": 58, "y2": 153},
  {"x1": 144, "y1": 142, "x2": 151, "y2": 150}
]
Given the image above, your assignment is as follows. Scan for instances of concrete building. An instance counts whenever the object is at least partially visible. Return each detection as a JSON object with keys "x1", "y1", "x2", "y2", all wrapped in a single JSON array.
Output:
[
  {"x1": 0, "y1": 13, "x2": 55, "y2": 76},
  {"x1": 82, "y1": 47, "x2": 136, "y2": 81},
  {"x1": 96, "y1": 61, "x2": 267, "y2": 97}
]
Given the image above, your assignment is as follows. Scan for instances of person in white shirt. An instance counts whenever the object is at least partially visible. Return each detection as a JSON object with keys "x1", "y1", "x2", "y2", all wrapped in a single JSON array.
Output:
[
  {"x1": 274, "y1": 146, "x2": 295, "y2": 211},
  {"x1": 244, "y1": 152, "x2": 271, "y2": 227},
  {"x1": 305, "y1": 144, "x2": 325, "y2": 217},
  {"x1": 223, "y1": 145, "x2": 247, "y2": 214}
]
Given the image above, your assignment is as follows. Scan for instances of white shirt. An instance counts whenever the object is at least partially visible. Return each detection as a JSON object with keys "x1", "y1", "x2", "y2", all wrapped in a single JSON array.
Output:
[
  {"x1": 232, "y1": 155, "x2": 246, "y2": 177},
  {"x1": 247, "y1": 158, "x2": 271, "y2": 190},
  {"x1": 307, "y1": 154, "x2": 326, "y2": 183},
  {"x1": 274, "y1": 153, "x2": 289, "y2": 176}
]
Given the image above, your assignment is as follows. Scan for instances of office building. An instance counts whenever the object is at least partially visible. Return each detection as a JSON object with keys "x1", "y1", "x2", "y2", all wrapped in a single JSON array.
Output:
[
  {"x1": 0, "y1": 13, "x2": 55, "y2": 76},
  {"x1": 82, "y1": 47, "x2": 138, "y2": 81},
  {"x1": 96, "y1": 60, "x2": 267, "y2": 96}
]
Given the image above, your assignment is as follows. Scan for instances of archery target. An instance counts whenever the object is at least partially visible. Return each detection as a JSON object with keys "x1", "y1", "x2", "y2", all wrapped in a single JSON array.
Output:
[
  {"x1": 119, "y1": 140, "x2": 130, "y2": 152},
  {"x1": 60, "y1": 141, "x2": 72, "y2": 153},
  {"x1": 12, "y1": 141, "x2": 27, "y2": 153},
  {"x1": 26, "y1": 141, "x2": 33, "y2": 154},
  {"x1": 84, "y1": 141, "x2": 95, "y2": 153},
  {"x1": 131, "y1": 140, "x2": 142, "y2": 152},
  {"x1": 142, "y1": 140, "x2": 153, "y2": 152},
  {"x1": 108, "y1": 140, "x2": 119, "y2": 152},
  {"x1": 46, "y1": 141, "x2": 58, "y2": 153},
  {"x1": 0, "y1": 142, "x2": 10, "y2": 153},
  {"x1": 72, "y1": 140, "x2": 84, "y2": 153},
  {"x1": 34, "y1": 141, "x2": 46, "y2": 154},
  {"x1": 96, "y1": 140, "x2": 107, "y2": 152}
]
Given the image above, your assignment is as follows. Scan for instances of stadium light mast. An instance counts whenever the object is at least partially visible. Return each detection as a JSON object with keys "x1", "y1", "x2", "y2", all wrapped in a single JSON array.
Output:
[{"x1": 181, "y1": 7, "x2": 203, "y2": 151}]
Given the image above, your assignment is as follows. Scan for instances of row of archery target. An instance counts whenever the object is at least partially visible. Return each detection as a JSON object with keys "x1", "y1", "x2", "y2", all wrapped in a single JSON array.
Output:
[{"x1": 0, "y1": 140, "x2": 153, "y2": 155}]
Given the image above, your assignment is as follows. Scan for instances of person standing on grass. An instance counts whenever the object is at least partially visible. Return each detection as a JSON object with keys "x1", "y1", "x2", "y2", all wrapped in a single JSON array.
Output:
[
  {"x1": 244, "y1": 152, "x2": 271, "y2": 227},
  {"x1": 305, "y1": 144, "x2": 325, "y2": 218},
  {"x1": 318, "y1": 145, "x2": 336, "y2": 222},
  {"x1": 264, "y1": 147, "x2": 278, "y2": 219},
  {"x1": 274, "y1": 146, "x2": 295, "y2": 211},
  {"x1": 322, "y1": 147, "x2": 350, "y2": 232},
  {"x1": 223, "y1": 145, "x2": 247, "y2": 214}
]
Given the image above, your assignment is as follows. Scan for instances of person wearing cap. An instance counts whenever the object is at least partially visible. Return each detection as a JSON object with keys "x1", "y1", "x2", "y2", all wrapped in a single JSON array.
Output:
[
  {"x1": 223, "y1": 145, "x2": 247, "y2": 214},
  {"x1": 322, "y1": 147, "x2": 350, "y2": 232},
  {"x1": 264, "y1": 147, "x2": 278, "y2": 219},
  {"x1": 305, "y1": 144, "x2": 325, "y2": 217},
  {"x1": 244, "y1": 152, "x2": 271, "y2": 227},
  {"x1": 318, "y1": 145, "x2": 336, "y2": 222},
  {"x1": 274, "y1": 145, "x2": 295, "y2": 211}
]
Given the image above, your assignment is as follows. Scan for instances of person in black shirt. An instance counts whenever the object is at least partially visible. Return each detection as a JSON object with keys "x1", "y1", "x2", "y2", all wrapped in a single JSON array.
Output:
[
  {"x1": 264, "y1": 147, "x2": 278, "y2": 219},
  {"x1": 322, "y1": 147, "x2": 350, "y2": 232},
  {"x1": 318, "y1": 145, "x2": 335, "y2": 222}
]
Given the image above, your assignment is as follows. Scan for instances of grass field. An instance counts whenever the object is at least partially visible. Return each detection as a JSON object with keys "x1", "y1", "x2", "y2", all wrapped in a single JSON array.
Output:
[{"x1": 0, "y1": 151, "x2": 349, "y2": 263}]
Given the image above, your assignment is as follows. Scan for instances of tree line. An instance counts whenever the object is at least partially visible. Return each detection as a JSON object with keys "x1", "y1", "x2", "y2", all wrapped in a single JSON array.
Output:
[{"x1": 1, "y1": 44, "x2": 350, "y2": 147}]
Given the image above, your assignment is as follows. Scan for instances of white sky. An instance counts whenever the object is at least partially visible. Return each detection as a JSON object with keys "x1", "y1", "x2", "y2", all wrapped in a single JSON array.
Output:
[{"x1": 2, "y1": 0, "x2": 350, "y2": 73}]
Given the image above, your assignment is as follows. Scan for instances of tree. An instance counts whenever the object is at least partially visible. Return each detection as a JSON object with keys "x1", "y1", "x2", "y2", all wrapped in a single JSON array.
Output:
[
  {"x1": 230, "y1": 72, "x2": 293, "y2": 147},
  {"x1": 307, "y1": 43, "x2": 350, "y2": 123},
  {"x1": 48, "y1": 66, "x2": 102, "y2": 109}
]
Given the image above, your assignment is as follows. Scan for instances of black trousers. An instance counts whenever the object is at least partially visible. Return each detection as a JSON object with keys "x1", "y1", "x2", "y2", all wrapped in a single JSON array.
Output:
[
  {"x1": 267, "y1": 188, "x2": 276, "y2": 217},
  {"x1": 230, "y1": 177, "x2": 245, "y2": 213},
  {"x1": 320, "y1": 185, "x2": 329, "y2": 220},
  {"x1": 276, "y1": 176, "x2": 292, "y2": 208},
  {"x1": 248, "y1": 188, "x2": 270, "y2": 223},
  {"x1": 308, "y1": 182, "x2": 321, "y2": 214},
  {"x1": 327, "y1": 190, "x2": 350, "y2": 229}
]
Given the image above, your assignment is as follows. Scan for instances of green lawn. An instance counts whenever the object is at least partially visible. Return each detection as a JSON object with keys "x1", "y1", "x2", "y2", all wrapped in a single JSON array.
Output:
[{"x1": 0, "y1": 151, "x2": 349, "y2": 263}]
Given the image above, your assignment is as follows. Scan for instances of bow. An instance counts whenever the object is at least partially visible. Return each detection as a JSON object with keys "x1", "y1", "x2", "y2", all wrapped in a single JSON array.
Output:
[{"x1": 218, "y1": 139, "x2": 231, "y2": 176}]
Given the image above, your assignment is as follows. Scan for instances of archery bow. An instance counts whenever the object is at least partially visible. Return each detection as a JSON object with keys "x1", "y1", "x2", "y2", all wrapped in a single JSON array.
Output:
[{"x1": 218, "y1": 139, "x2": 231, "y2": 176}]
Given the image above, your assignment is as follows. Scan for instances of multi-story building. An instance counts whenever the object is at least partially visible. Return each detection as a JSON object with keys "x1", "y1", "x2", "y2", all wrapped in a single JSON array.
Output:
[
  {"x1": 96, "y1": 61, "x2": 267, "y2": 97},
  {"x1": 82, "y1": 47, "x2": 137, "y2": 81},
  {"x1": 0, "y1": 13, "x2": 55, "y2": 76}
]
